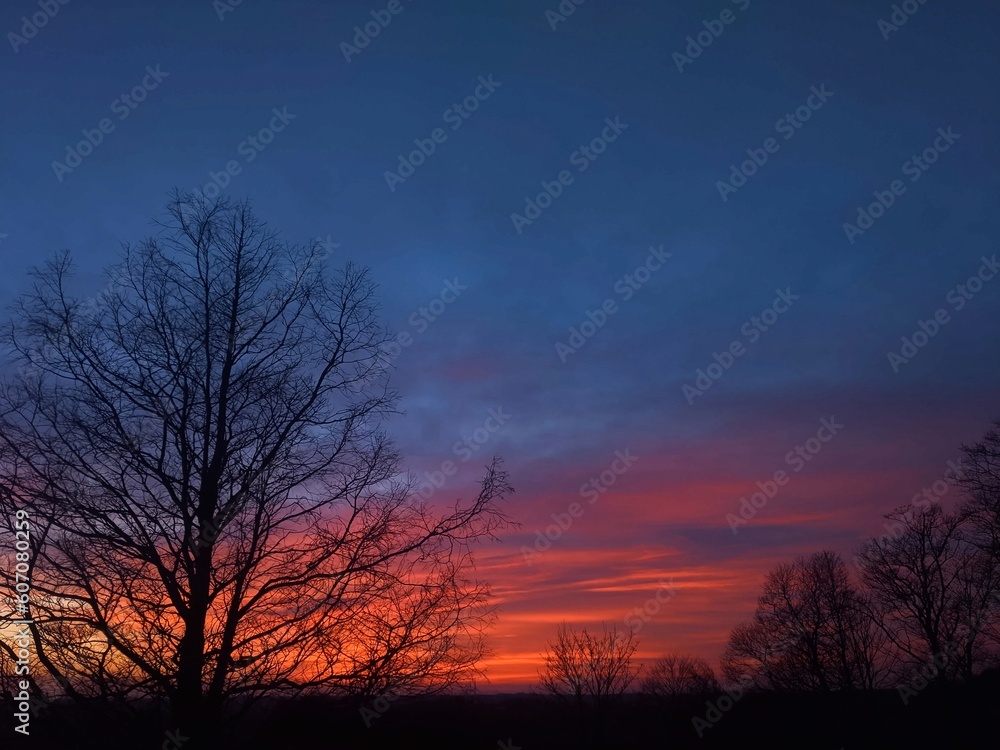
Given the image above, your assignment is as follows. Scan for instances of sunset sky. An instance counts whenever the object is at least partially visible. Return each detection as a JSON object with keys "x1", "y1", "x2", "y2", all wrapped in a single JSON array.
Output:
[{"x1": 2, "y1": 0, "x2": 999, "y2": 691}]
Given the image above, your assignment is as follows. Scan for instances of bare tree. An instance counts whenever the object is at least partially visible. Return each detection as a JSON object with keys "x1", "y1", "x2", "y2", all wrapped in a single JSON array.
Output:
[
  {"x1": 538, "y1": 622, "x2": 638, "y2": 741},
  {"x1": 957, "y1": 419, "x2": 1000, "y2": 546},
  {"x1": 0, "y1": 192, "x2": 514, "y2": 746},
  {"x1": 951, "y1": 419, "x2": 1000, "y2": 657},
  {"x1": 721, "y1": 551, "x2": 887, "y2": 691},
  {"x1": 721, "y1": 616, "x2": 798, "y2": 691},
  {"x1": 857, "y1": 505, "x2": 997, "y2": 684},
  {"x1": 641, "y1": 653, "x2": 719, "y2": 699}
]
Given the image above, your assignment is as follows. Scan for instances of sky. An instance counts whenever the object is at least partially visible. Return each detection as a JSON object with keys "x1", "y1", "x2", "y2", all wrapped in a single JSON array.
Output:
[{"x1": 1, "y1": 0, "x2": 999, "y2": 690}]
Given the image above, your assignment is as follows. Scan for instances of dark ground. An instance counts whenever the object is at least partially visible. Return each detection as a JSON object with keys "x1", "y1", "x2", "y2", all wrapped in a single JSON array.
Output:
[{"x1": 4, "y1": 674, "x2": 998, "y2": 749}]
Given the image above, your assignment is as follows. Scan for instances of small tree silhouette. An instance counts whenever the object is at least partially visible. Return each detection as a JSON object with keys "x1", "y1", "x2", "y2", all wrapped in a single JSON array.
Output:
[
  {"x1": 538, "y1": 622, "x2": 639, "y2": 744},
  {"x1": 641, "y1": 653, "x2": 719, "y2": 699},
  {"x1": 958, "y1": 418, "x2": 1000, "y2": 563}
]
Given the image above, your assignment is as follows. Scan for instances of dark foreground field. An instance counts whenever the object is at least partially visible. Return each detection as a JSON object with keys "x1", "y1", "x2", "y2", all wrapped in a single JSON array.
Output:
[{"x1": 5, "y1": 674, "x2": 999, "y2": 750}]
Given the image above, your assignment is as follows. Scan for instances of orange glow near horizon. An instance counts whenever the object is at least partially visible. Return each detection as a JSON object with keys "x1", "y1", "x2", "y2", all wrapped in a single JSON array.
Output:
[
  {"x1": 466, "y1": 438, "x2": 969, "y2": 692},
  {"x1": 7, "y1": 430, "x2": 974, "y2": 696}
]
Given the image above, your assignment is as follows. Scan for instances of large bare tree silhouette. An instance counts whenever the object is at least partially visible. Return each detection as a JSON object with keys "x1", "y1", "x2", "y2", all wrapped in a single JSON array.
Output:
[{"x1": 0, "y1": 192, "x2": 513, "y2": 746}]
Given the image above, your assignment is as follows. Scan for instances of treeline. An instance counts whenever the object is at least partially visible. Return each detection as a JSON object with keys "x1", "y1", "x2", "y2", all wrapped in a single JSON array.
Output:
[
  {"x1": 720, "y1": 418, "x2": 1000, "y2": 700},
  {"x1": 537, "y1": 419, "x2": 1000, "y2": 714},
  {"x1": 531, "y1": 420, "x2": 1000, "y2": 746}
]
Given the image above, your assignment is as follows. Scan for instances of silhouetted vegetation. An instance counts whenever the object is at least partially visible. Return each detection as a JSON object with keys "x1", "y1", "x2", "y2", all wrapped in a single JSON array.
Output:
[
  {"x1": 1, "y1": 195, "x2": 997, "y2": 747},
  {"x1": 0, "y1": 194, "x2": 514, "y2": 748}
]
